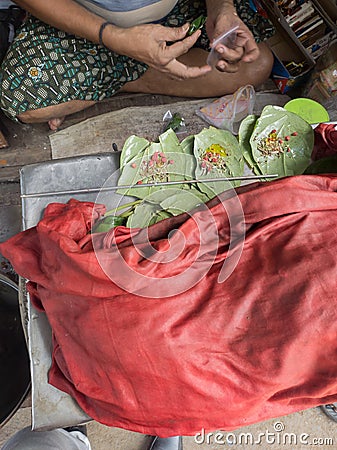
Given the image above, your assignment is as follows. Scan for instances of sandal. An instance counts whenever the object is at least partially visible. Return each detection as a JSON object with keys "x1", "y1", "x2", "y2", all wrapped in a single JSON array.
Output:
[{"x1": 320, "y1": 403, "x2": 337, "y2": 423}]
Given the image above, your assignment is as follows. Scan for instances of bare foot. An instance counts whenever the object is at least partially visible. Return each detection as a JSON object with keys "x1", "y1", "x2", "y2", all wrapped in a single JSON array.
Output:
[{"x1": 48, "y1": 116, "x2": 65, "y2": 131}]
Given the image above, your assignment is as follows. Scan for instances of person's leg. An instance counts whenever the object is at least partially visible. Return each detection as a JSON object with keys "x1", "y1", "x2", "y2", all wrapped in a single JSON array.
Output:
[
  {"x1": 121, "y1": 42, "x2": 274, "y2": 98},
  {"x1": 15, "y1": 40, "x2": 272, "y2": 129},
  {"x1": 17, "y1": 99, "x2": 96, "y2": 131},
  {"x1": 13, "y1": 41, "x2": 272, "y2": 129},
  {"x1": 1, "y1": 427, "x2": 91, "y2": 450}
]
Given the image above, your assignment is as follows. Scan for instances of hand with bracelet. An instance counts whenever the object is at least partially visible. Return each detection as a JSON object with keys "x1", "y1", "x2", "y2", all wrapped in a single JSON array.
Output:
[
  {"x1": 99, "y1": 20, "x2": 211, "y2": 80},
  {"x1": 0, "y1": 0, "x2": 274, "y2": 130}
]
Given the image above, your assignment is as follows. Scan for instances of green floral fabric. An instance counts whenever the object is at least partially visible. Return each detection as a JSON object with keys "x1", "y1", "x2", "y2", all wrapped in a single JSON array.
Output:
[{"x1": 0, "y1": 0, "x2": 274, "y2": 121}]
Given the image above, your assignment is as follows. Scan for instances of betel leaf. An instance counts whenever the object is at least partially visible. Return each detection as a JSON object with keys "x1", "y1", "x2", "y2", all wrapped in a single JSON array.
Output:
[
  {"x1": 248, "y1": 105, "x2": 314, "y2": 177},
  {"x1": 117, "y1": 150, "x2": 196, "y2": 198},
  {"x1": 92, "y1": 215, "x2": 127, "y2": 233},
  {"x1": 117, "y1": 142, "x2": 162, "y2": 198},
  {"x1": 188, "y1": 15, "x2": 207, "y2": 35},
  {"x1": 162, "y1": 112, "x2": 185, "y2": 133},
  {"x1": 159, "y1": 189, "x2": 207, "y2": 215},
  {"x1": 158, "y1": 128, "x2": 182, "y2": 152},
  {"x1": 116, "y1": 126, "x2": 246, "y2": 228},
  {"x1": 117, "y1": 129, "x2": 197, "y2": 198},
  {"x1": 126, "y1": 189, "x2": 207, "y2": 228},
  {"x1": 142, "y1": 187, "x2": 206, "y2": 205},
  {"x1": 119, "y1": 135, "x2": 149, "y2": 168},
  {"x1": 126, "y1": 202, "x2": 163, "y2": 228},
  {"x1": 180, "y1": 134, "x2": 195, "y2": 154},
  {"x1": 238, "y1": 114, "x2": 262, "y2": 175},
  {"x1": 193, "y1": 126, "x2": 244, "y2": 198}
]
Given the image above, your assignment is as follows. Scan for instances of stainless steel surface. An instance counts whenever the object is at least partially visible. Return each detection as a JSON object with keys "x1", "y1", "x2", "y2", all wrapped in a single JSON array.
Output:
[
  {"x1": 0, "y1": 205, "x2": 21, "y2": 243},
  {"x1": 20, "y1": 174, "x2": 278, "y2": 198},
  {"x1": 21, "y1": 153, "x2": 123, "y2": 230},
  {"x1": 0, "y1": 200, "x2": 21, "y2": 282},
  {"x1": 0, "y1": 274, "x2": 30, "y2": 428},
  {"x1": 20, "y1": 153, "x2": 125, "y2": 430}
]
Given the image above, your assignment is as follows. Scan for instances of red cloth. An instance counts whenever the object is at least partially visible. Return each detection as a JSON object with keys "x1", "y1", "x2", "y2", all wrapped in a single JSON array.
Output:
[
  {"x1": 1, "y1": 176, "x2": 337, "y2": 436},
  {"x1": 311, "y1": 123, "x2": 337, "y2": 161}
]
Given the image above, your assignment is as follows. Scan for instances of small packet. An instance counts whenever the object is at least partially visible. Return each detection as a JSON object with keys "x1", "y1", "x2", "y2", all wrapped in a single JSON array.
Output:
[
  {"x1": 196, "y1": 85, "x2": 256, "y2": 135},
  {"x1": 207, "y1": 26, "x2": 239, "y2": 68},
  {"x1": 162, "y1": 110, "x2": 186, "y2": 133}
]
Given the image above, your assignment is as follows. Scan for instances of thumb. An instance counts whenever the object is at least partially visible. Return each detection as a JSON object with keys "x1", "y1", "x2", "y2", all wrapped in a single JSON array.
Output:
[{"x1": 165, "y1": 23, "x2": 190, "y2": 42}]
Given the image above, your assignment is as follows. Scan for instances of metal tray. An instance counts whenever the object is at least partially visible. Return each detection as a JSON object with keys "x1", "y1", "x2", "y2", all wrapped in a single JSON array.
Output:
[{"x1": 20, "y1": 153, "x2": 121, "y2": 430}]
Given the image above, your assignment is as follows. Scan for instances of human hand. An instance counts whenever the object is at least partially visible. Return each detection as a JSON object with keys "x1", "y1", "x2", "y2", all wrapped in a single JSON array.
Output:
[
  {"x1": 206, "y1": 7, "x2": 260, "y2": 72},
  {"x1": 112, "y1": 23, "x2": 212, "y2": 80}
]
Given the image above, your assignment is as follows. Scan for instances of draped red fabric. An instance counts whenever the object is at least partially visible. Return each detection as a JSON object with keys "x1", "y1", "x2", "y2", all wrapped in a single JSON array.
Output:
[
  {"x1": 311, "y1": 123, "x2": 337, "y2": 160},
  {"x1": 1, "y1": 175, "x2": 337, "y2": 437}
]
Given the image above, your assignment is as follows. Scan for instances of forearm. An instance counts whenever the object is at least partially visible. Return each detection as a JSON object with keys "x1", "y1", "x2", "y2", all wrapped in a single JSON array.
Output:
[
  {"x1": 206, "y1": 0, "x2": 236, "y2": 16},
  {"x1": 12, "y1": 0, "x2": 118, "y2": 45}
]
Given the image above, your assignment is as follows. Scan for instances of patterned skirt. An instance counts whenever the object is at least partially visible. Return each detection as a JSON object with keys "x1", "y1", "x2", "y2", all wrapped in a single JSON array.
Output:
[{"x1": 0, "y1": 0, "x2": 274, "y2": 121}]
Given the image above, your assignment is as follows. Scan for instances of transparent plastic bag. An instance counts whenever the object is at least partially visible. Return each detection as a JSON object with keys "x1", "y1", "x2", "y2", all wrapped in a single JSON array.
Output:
[
  {"x1": 196, "y1": 85, "x2": 256, "y2": 135},
  {"x1": 206, "y1": 26, "x2": 239, "y2": 69}
]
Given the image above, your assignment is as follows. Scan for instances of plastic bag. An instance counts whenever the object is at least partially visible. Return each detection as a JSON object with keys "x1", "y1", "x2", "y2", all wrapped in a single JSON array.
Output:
[
  {"x1": 196, "y1": 85, "x2": 256, "y2": 135},
  {"x1": 206, "y1": 26, "x2": 239, "y2": 68}
]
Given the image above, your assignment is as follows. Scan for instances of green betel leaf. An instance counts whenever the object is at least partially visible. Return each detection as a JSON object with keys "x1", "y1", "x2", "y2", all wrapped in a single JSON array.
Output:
[
  {"x1": 193, "y1": 127, "x2": 244, "y2": 197},
  {"x1": 249, "y1": 106, "x2": 314, "y2": 177},
  {"x1": 158, "y1": 128, "x2": 181, "y2": 152},
  {"x1": 156, "y1": 210, "x2": 173, "y2": 221},
  {"x1": 117, "y1": 150, "x2": 196, "y2": 198},
  {"x1": 117, "y1": 129, "x2": 197, "y2": 199},
  {"x1": 117, "y1": 142, "x2": 162, "y2": 198},
  {"x1": 188, "y1": 14, "x2": 207, "y2": 35},
  {"x1": 119, "y1": 135, "x2": 150, "y2": 168},
  {"x1": 158, "y1": 130, "x2": 196, "y2": 182},
  {"x1": 125, "y1": 189, "x2": 207, "y2": 228},
  {"x1": 92, "y1": 215, "x2": 127, "y2": 233},
  {"x1": 180, "y1": 134, "x2": 195, "y2": 154},
  {"x1": 159, "y1": 189, "x2": 206, "y2": 215},
  {"x1": 126, "y1": 202, "x2": 162, "y2": 228},
  {"x1": 141, "y1": 188, "x2": 174, "y2": 204},
  {"x1": 238, "y1": 114, "x2": 262, "y2": 175},
  {"x1": 162, "y1": 113, "x2": 185, "y2": 133}
]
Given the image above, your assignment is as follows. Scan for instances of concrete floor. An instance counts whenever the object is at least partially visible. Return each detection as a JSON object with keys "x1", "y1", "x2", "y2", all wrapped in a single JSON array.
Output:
[{"x1": 1, "y1": 403, "x2": 337, "y2": 449}]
